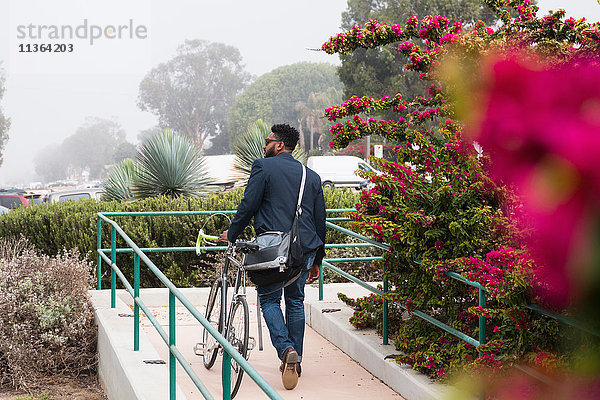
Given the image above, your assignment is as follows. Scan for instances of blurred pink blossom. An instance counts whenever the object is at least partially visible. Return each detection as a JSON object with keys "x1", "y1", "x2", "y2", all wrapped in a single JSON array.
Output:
[{"x1": 477, "y1": 58, "x2": 600, "y2": 307}]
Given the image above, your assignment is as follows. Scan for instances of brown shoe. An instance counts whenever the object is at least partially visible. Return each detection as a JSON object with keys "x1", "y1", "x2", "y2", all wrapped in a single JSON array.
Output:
[
  {"x1": 279, "y1": 362, "x2": 301, "y2": 377},
  {"x1": 281, "y1": 347, "x2": 299, "y2": 390}
]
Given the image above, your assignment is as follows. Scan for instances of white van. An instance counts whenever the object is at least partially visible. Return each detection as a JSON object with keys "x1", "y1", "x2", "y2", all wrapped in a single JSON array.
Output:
[
  {"x1": 307, "y1": 156, "x2": 379, "y2": 188},
  {"x1": 45, "y1": 188, "x2": 105, "y2": 203}
]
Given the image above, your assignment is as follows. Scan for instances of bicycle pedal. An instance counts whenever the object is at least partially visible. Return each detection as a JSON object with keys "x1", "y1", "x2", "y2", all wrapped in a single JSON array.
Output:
[
  {"x1": 247, "y1": 337, "x2": 256, "y2": 352},
  {"x1": 193, "y1": 342, "x2": 204, "y2": 356}
]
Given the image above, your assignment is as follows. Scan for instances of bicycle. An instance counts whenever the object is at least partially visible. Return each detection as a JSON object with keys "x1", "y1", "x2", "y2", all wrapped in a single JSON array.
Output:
[{"x1": 193, "y1": 228, "x2": 263, "y2": 398}]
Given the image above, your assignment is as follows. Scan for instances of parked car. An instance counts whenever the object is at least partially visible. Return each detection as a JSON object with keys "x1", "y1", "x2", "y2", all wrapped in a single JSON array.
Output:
[
  {"x1": 25, "y1": 190, "x2": 50, "y2": 205},
  {"x1": 307, "y1": 156, "x2": 380, "y2": 189},
  {"x1": 0, "y1": 205, "x2": 10, "y2": 214},
  {"x1": 45, "y1": 188, "x2": 105, "y2": 203},
  {"x1": 0, "y1": 193, "x2": 30, "y2": 209}
]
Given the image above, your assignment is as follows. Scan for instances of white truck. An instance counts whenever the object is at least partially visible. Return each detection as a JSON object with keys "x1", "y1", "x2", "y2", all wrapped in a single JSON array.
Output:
[{"x1": 307, "y1": 155, "x2": 380, "y2": 188}]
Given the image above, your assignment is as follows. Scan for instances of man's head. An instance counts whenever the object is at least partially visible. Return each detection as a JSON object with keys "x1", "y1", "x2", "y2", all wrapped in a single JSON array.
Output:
[{"x1": 263, "y1": 124, "x2": 299, "y2": 158}]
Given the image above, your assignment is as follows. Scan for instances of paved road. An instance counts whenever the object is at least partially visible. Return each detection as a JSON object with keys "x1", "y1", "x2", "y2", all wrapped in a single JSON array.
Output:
[{"x1": 139, "y1": 289, "x2": 404, "y2": 400}]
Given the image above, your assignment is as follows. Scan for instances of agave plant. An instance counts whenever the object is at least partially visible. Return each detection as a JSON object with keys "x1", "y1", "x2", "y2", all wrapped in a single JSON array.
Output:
[
  {"x1": 103, "y1": 158, "x2": 137, "y2": 202},
  {"x1": 233, "y1": 119, "x2": 307, "y2": 185},
  {"x1": 134, "y1": 129, "x2": 216, "y2": 199}
]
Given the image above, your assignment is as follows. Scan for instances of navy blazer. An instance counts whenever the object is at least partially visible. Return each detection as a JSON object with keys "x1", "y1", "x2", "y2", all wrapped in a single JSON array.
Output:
[{"x1": 227, "y1": 152, "x2": 326, "y2": 265}]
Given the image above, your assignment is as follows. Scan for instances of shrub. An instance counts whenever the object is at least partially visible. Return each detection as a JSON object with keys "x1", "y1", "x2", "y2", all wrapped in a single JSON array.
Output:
[
  {"x1": 0, "y1": 239, "x2": 97, "y2": 389},
  {"x1": 0, "y1": 188, "x2": 362, "y2": 288}
]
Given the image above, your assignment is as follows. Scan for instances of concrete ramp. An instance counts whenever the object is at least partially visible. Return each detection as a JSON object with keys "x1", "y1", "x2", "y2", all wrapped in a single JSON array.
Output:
[{"x1": 91, "y1": 284, "x2": 447, "y2": 400}]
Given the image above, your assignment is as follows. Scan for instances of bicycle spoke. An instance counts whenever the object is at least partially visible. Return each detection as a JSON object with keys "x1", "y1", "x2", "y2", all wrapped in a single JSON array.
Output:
[
  {"x1": 227, "y1": 297, "x2": 249, "y2": 398},
  {"x1": 202, "y1": 278, "x2": 222, "y2": 369}
]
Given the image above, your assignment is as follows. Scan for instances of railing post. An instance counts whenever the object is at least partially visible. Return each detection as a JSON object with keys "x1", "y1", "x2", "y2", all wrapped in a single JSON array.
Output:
[
  {"x1": 318, "y1": 263, "x2": 323, "y2": 301},
  {"x1": 222, "y1": 351, "x2": 232, "y2": 400},
  {"x1": 134, "y1": 253, "x2": 140, "y2": 351},
  {"x1": 96, "y1": 217, "x2": 102, "y2": 290},
  {"x1": 478, "y1": 287, "x2": 486, "y2": 357},
  {"x1": 111, "y1": 226, "x2": 116, "y2": 309},
  {"x1": 383, "y1": 268, "x2": 389, "y2": 345},
  {"x1": 169, "y1": 291, "x2": 176, "y2": 400}
]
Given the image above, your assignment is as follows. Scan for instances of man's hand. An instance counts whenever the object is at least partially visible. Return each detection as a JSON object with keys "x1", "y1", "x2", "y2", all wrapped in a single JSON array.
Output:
[
  {"x1": 218, "y1": 230, "x2": 229, "y2": 243},
  {"x1": 306, "y1": 263, "x2": 321, "y2": 284}
]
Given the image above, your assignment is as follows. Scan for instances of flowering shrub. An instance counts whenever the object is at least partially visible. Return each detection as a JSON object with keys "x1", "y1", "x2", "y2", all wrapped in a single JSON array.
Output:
[
  {"x1": 0, "y1": 239, "x2": 97, "y2": 389},
  {"x1": 321, "y1": 0, "x2": 600, "y2": 382}
]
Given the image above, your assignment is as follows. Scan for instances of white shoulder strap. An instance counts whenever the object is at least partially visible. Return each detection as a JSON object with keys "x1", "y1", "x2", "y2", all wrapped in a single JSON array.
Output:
[{"x1": 296, "y1": 165, "x2": 306, "y2": 216}]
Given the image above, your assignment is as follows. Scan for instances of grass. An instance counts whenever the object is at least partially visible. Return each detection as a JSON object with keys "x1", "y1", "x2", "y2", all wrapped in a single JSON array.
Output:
[{"x1": 12, "y1": 394, "x2": 50, "y2": 400}]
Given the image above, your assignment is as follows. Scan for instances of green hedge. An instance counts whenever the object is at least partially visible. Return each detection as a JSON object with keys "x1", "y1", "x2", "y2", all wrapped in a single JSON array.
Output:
[{"x1": 0, "y1": 188, "x2": 361, "y2": 288}]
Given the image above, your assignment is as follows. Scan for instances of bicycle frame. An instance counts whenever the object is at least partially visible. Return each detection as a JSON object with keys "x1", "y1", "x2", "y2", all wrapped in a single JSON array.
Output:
[{"x1": 219, "y1": 243, "x2": 247, "y2": 347}]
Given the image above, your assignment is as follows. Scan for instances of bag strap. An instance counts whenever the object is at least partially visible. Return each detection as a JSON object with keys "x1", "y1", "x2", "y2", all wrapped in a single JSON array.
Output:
[{"x1": 296, "y1": 165, "x2": 307, "y2": 217}]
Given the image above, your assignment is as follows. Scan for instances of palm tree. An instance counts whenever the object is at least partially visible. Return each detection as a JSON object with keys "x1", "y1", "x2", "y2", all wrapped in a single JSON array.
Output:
[
  {"x1": 134, "y1": 129, "x2": 216, "y2": 199},
  {"x1": 296, "y1": 88, "x2": 342, "y2": 153},
  {"x1": 103, "y1": 158, "x2": 137, "y2": 202},
  {"x1": 233, "y1": 120, "x2": 307, "y2": 185}
]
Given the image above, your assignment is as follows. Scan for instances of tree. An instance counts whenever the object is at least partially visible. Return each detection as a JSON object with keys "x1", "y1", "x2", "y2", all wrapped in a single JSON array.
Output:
[
  {"x1": 61, "y1": 117, "x2": 127, "y2": 179},
  {"x1": 34, "y1": 144, "x2": 68, "y2": 183},
  {"x1": 138, "y1": 40, "x2": 251, "y2": 151},
  {"x1": 294, "y1": 87, "x2": 343, "y2": 153},
  {"x1": 34, "y1": 117, "x2": 130, "y2": 182},
  {"x1": 337, "y1": 0, "x2": 498, "y2": 103},
  {"x1": 137, "y1": 126, "x2": 162, "y2": 146},
  {"x1": 0, "y1": 67, "x2": 11, "y2": 167},
  {"x1": 227, "y1": 62, "x2": 343, "y2": 148},
  {"x1": 113, "y1": 141, "x2": 137, "y2": 163}
]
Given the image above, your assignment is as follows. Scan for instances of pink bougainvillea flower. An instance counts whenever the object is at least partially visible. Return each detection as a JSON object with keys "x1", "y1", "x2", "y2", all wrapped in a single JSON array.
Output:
[{"x1": 476, "y1": 58, "x2": 600, "y2": 308}]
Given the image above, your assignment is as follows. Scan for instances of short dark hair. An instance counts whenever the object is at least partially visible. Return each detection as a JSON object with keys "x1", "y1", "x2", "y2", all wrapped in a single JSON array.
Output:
[{"x1": 271, "y1": 124, "x2": 299, "y2": 151}]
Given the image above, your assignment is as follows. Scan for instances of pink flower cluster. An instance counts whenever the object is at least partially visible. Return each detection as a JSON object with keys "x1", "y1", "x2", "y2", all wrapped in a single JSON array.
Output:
[
  {"x1": 417, "y1": 16, "x2": 450, "y2": 39},
  {"x1": 406, "y1": 46, "x2": 442, "y2": 72},
  {"x1": 398, "y1": 41, "x2": 416, "y2": 53},
  {"x1": 321, "y1": 19, "x2": 408, "y2": 55},
  {"x1": 324, "y1": 94, "x2": 407, "y2": 122},
  {"x1": 406, "y1": 15, "x2": 419, "y2": 29},
  {"x1": 328, "y1": 115, "x2": 409, "y2": 149},
  {"x1": 515, "y1": 0, "x2": 538, "y2": 22},
  {"x1": 411, "y1": 107, "x2": 441, "y2": 123},
  {"x1": 325, "y1": 96, "x2": 373, "y2": 121},
  {"x1": 564, "y1": 17, "x2": 576, "y2": 29}
]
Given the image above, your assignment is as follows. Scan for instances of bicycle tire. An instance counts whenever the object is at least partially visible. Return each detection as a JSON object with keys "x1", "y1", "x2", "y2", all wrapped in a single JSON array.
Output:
[
  {"x1": 227, "y1": 296, "x2": 249, "y2": 398},
  {"x1": 202, "y1": 277, "x2": 222, "y2": 369}
]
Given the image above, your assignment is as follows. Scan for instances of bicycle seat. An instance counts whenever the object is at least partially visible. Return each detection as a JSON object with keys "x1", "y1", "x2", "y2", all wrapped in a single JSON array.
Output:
[{"x1": 235, "y1": 241, "x2": 259, "y2": 253}]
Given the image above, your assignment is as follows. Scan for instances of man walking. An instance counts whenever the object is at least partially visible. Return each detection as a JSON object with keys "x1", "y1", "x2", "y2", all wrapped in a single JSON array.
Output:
[{"x1": 219, "y1": 123, "x2": 326, "y2": 390}]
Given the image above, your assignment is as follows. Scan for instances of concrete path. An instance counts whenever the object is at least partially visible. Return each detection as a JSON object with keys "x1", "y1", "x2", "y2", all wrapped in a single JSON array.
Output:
[{"x1": 127, "y1": 286, "x2": 404, "y2": 400}]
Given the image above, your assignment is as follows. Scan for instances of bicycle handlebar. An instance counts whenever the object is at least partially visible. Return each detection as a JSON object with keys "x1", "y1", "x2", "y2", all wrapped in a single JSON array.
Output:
[
  {"x1": 196, "y1": 229, "x2": 221, "y2": 255},
  {"x1": 196, "y1": 228, "x2": 260, "y2": 256},
  {"x1": 197, "y1": 229, "x2": 220, "y2": 242}
]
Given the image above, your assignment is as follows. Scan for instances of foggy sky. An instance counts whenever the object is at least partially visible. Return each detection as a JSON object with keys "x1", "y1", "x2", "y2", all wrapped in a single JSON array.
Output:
[{"x1": 0, "y1": 0, "x2": 598, "y2": 186}]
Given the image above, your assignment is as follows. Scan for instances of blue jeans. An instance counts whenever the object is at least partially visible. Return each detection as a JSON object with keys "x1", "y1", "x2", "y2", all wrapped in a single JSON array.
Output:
[{"x1": 257, "y1": 251, "x2": 316, "y2": 362}]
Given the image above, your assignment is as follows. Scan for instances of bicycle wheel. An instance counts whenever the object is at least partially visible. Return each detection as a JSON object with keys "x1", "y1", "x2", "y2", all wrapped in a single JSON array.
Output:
[
  {"x1": 202, "y1": 277, "x2": 223, "y2": 369},
  {"x1": 227, "y1": 296, "x2": 249, "y2": 398}
]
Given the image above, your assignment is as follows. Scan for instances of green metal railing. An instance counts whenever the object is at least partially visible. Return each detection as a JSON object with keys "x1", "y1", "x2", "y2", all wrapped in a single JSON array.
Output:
[
  {"x1": 318, "y1": 214, "x2": 598, "y2": 355},
  {"x1": 96, "y1": 212, "x2": 282, "y2": 400},
  {"x1": 320, "y1": 219, "x2": 488, "y2": 351}
]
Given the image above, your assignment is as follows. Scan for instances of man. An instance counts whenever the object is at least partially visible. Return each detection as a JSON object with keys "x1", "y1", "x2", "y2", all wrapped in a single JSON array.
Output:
[{"x1": 219, "y1": 123, "x2": 326, "y2": 390}]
